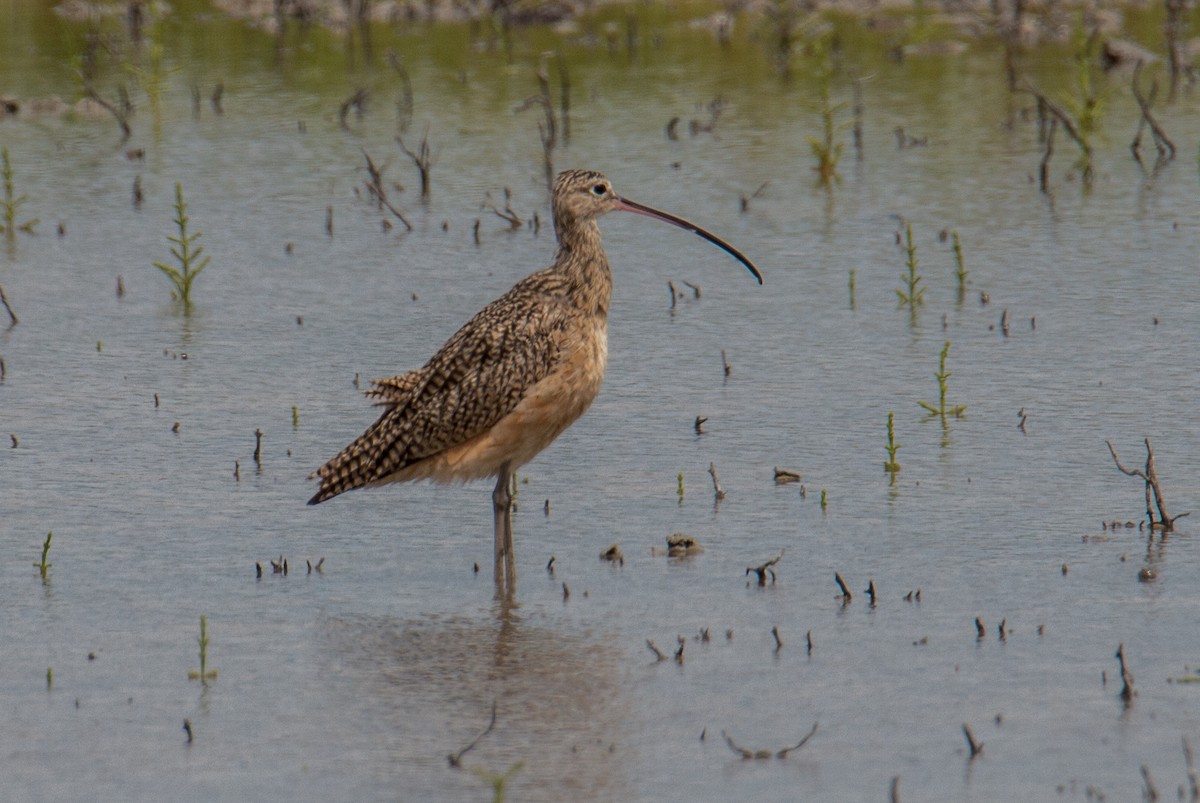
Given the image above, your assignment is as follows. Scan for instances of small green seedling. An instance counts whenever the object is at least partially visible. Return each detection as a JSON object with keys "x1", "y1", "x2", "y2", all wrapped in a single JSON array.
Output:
[
  {"x1": 34, "y1": 531, "x2": 52, "y2": 576},
  {"x1": 918, "y1": 340, "x2": 967, "y2": 418},
  {"x1": 884, "y1": 412, "x2": 901, "y2": 472},
  {"x1": 188, "y1": 614, "x2": 218, "y2": 685},
  {"x1": 806, "y1": 32, "x2": 847, "y2": 186},
  {"x1": 153, "y1": 182, "x2": 210, "y2": 307},
  {"x1": 677, "y1": 471, "x2": 685, "y2": 503},
  {"x1": 291, "y1": 405, "x2": 299, "y2": 429},
  {"x1": 820, "y1": 489, "x2": 828, "y2": 510},
  {"x1": 472, "y1": 761, "x2": 523, "y2": 803},
  {"x1": 951, "y1": 230, "x2": 968, "y2": 302},
  {"x1": 896, "y1": 223, "x2": 924, "y2": 307},
  {"x1": 1, "y1": 146, "x2": 39, "y2": 239},
  {"x1": 46, "y1": 667, "x2": 53, "y2": 690}
]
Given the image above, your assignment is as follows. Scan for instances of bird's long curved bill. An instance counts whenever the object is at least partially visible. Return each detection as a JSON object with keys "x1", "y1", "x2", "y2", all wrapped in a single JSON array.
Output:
[{"x1": 615, "y1": 196, "x2": 763, "y2": 285}]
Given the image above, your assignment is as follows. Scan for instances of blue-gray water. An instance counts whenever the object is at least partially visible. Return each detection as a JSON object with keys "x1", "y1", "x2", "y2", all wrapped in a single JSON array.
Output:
[{"x1": 3, "y1": 3, "x2": 1200, "y2": 800}]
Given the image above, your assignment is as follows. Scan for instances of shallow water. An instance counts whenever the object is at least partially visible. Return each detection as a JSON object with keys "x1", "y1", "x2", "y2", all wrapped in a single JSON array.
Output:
[{"x1": 3, "y1": 2, "x2": 1200, "y2": 800}]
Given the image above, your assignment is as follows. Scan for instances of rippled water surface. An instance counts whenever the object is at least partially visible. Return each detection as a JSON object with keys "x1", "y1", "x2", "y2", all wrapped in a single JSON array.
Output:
[{"x1": 3, "y1": 2, "x2": 1200, "y2": 800}]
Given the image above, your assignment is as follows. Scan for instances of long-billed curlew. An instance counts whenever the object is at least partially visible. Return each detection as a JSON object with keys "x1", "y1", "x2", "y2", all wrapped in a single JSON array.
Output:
[{"x1": 309, "y1": 169, "x2": 761, "y2": 590}]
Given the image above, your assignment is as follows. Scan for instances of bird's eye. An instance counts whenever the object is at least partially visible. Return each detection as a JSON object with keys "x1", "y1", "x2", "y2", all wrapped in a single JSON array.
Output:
[{"x1": 591, "y1": 183, "x2": 607, "y2": 195}]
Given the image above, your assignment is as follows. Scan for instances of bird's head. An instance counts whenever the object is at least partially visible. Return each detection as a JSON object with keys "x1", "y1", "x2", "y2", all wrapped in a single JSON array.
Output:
[
  {"x1": 551, "y1": 168, "x2": 763, "y2": 284},
  {"x1": 552, "y1": 169, "x2": 620, "y2": 226}
]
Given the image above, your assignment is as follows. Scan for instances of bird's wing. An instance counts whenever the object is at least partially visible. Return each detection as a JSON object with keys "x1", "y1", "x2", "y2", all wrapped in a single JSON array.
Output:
[{"x1": 309, "y1": 271, "x2": 572, "y2": 502}]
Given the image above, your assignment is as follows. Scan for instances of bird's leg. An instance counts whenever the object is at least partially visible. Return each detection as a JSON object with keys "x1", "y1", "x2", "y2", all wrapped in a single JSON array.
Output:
[{"x1": 492, "y1": 465, "x2": 516, "y2": 592}]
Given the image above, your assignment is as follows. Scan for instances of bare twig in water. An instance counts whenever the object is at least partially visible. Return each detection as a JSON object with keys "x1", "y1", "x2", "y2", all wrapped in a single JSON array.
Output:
[
  {"x1": 515, "y1": 54, "x2": 559, "y2": 191},
  {"x1": 694, "y1": 416, "x2": 707, "y2": 434},
  {"x1": 1019, "y1": 82, "x2": 1092, "y2": 186},
  {"x1": 747, "y1": 552, "x2": 783, "y2": 586},
  {"x1": 1039, "y1": 116, "x2": 1057, "y2": 194},
  {"x1": 834, "y1": 572, "x2": 852, "y2": 602},
  {"x1": 83, "y1": 86, "x2": 132, "y2": 144},
  {"x1": 447, "y1": 701, "x2": 497, "y2": 768},
  {"x1": 1129, "y1": 62, "x2": 1176, "y2": 170},
  {"x1": 482, "y1": 189, "x2": 523, "y2": 229},
  {"x1": 0, "y1": 285, "x2": 17, "y2": 326},
  {"x1": 771, "y1": 626, "x2": 783, "y2": 650},
  {"x1": 722, "y1": 723, "x2": 818, "y2": 759},
  {"x1": 646, "y1": 640, "x2": 666, "y2": 661},
  {"x1": 1116, "y1": 643, "x2": 1136, "y2": 706},
  {"x1": 975, "y1": 617, "x2": 986, "y2": 639},
  {"x1": 739, "y1": 181, "x2": 769, "y2": 213},
  {"x1": 339, "y1": 88, "x2": 368, "y2": 130},
  {"x1": 360, "y1": 150, "x2": 413, "y2": 231},
  {"x1": 1182, "y1": 736, "x2": 1199, "y2": 802},
  {"x1": 708, "y1": 462, "x2": 726, "y2": 501},
  {"x1": 1141, "y1": 765, "x2": 1160, "y2": 802},
  {"x1": 721, "y1": 350, "x2": 731, "y2": 378},
  {"x1": 1106, "y1": 438, "x2": 1189, "y2": 532},
  {"x1": 962, "y1": 723, "x2": 984, "y2": 758},
  {"x1": 396, "y1": 123, "x2": 435, "y2": 198}
]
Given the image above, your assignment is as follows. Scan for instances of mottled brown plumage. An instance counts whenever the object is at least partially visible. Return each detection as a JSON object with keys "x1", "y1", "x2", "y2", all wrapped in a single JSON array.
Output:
[{"x1": 309, "y1": 168, "x2": 761, "y2": 589}]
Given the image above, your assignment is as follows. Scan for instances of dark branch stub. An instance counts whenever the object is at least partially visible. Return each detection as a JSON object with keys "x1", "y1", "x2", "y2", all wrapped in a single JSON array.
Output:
[
  {"x1": 962, "y1": 723, "x2": 984, "y2": 759},
  {"x1": 747, "y1": 551, "x2": 783, "y2": 586}
]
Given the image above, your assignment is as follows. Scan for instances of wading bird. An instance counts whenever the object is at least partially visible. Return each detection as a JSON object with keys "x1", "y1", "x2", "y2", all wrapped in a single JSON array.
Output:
[{"x1": 309, "y1": 169, "x2": 761, "y2": 591}]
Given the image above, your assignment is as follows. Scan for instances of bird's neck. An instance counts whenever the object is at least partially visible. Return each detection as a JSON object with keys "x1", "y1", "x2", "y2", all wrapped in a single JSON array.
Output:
[{"x1": 555, "y1": 220, "x2": 612, "y2": 317}]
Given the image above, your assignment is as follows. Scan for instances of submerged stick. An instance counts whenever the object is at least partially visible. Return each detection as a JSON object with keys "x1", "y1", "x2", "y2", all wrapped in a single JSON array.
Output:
[
  {"x1": 447, "y1": 701, "x2": 497, "y2": 768},
  {"x1": 0, "y1": 285, "x2": 17, "y2": 326},
  {"x1": 722, "y1": 723, "x2": 818, "y2": 759}
]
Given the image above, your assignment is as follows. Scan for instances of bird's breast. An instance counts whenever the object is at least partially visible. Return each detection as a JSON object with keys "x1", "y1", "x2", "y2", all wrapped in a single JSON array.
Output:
[{"x1": 411, "y1": 313, "x2": 608, "y2": 483}]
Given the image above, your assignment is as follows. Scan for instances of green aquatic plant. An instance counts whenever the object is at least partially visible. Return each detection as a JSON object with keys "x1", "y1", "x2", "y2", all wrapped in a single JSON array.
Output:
[
  {"x1": 188, "y1": 614, "x2": 218, "y2": 685},
  {"x1": 951, "y1": 230, "x2": 968, "y2": 302},
  {"x1": 472, "y1": 761, "x2": 523, "y2": 803},
  {"x1": 896, "y1": 223, "x2": 924, "y2": 308},
  {"x1": 33, "y1": 531, "x2": 52, "y2": 576},
  {"x1": 154, "y1": 182, "x2": 210, "y2": 308},
  {"x1": 1, "y1": 147, "x2": 39, "y2": 240},
  {"x1": 884, "y1": 412, "x2": 901, "y2": 472},
  {"x1": 125, "y1": 28, "x2": 178, "y2": 138},
  {"x1": 1061, "y1": 12, "x2": 1105, "y2": 140},
  {"x1": 807, "y1": 31, "x2": 846, "y2": 186},
  {"x1": 918, "y1": 340, "x2": 967, "y2": 419}
]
